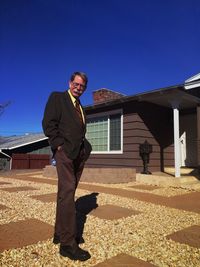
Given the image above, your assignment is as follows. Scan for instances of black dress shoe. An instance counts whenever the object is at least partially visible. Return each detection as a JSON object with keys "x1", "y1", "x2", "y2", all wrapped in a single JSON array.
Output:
[
  {"x1": 60, "y1": 244, "x2": 91, "y2": 261},
  {"x1": 53, "y1": 234, "x2": 85, "y2": 244}
]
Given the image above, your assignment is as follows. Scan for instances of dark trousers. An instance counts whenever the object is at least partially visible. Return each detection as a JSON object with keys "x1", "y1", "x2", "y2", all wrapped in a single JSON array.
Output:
[{"x1": 54, "y1": 146, "x2": 85, "y2": 246}]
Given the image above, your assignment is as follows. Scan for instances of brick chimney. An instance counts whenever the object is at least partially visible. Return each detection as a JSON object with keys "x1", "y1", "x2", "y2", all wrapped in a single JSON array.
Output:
[{"x1": 93, "y1": 88, "x2": 126, "y2": 105}]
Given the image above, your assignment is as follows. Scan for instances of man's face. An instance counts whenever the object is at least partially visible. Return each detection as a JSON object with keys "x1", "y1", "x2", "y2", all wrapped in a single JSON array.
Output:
[{"x1": 69, "y1": 75, "x2": 86, "y2": 98}]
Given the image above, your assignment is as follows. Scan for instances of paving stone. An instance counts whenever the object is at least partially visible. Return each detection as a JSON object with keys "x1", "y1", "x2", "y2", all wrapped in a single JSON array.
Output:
[
  {"x1": 129, "y1": 184, "x2": 161, "y2": 191},
  {"x1": 90, "y1": 204, "x2": 141, "y2": 220},
  {"x1": 0, "y1": 182, "x2": 12, "y2": 185},
  {"x1": 16, "y1": 171, "x2": 43, "y2": 176},
  {"x1": 0, "y1": 186, "x2": 37, "y2": 192},
  {"x1": 93, "y1": 253, "x2": 156, "y2": 266},
  {"x1": 0, "y1": 218, "x2": 53, "y2": 252},
  {"x1": 8, "y1": 176, "x2": 57, "y2": 185},
  {"x1": 166, "y1": 225, "x2": 200, "y2": 248},
  {"x1": 168, "y1": 192, "x2": 200, "y2": 213},
  {"x1": 78, "y1": 184, "x2": 200, "y2": 213},
  {"x1": 0, "y1": 204, "x2": 9, "y2": 210},
  {"x1": 31, "y1": 193, "x2": 57, "y2": 202}
]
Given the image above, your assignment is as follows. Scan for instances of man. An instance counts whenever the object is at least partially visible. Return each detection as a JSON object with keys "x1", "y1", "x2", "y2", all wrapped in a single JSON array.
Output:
[{"x1": 42, "y1": 71, "x2": 92, "y2": 261}]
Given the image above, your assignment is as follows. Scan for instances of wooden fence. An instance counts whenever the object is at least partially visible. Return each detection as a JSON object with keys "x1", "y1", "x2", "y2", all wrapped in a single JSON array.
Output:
[{"x1": 12, "y1": 154, "x2": 50, "y2": 169}]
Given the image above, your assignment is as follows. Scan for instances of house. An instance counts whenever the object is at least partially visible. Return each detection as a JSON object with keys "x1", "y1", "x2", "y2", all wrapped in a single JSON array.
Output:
[
  {"x1": 0, "y1": 133, "x2": 50, "y2": 170},
  {"x1": 1, "y1": 73, "x2": 200, "y2": 180},
  {"x1": 84, "y1": 74, "x2": 200, "y2": 178}
]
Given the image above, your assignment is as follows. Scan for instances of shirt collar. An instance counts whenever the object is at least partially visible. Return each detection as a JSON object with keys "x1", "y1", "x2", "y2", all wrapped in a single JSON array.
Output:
[{"x1": 68, "y1": 89, "x2": 77, "y2": 104}]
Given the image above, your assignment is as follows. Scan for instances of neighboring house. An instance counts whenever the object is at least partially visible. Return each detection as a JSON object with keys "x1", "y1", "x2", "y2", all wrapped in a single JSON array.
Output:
[
  {"x1": 84, "y1": 74, "x2": 200, "y2": 177},
  {"x1": 0, "y1": 133, "x2": 50, "y2": 170}
]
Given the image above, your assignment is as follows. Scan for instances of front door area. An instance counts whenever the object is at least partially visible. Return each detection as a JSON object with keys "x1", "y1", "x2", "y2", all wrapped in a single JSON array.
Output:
[{"x1": 179, "y1": 113, "x2": 197, "y2": 167}]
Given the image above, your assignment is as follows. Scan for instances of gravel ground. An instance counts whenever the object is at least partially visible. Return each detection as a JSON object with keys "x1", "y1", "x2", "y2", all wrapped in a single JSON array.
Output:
[{"x1": 0, "y1": 171, "x2": 200, "y2": 267}]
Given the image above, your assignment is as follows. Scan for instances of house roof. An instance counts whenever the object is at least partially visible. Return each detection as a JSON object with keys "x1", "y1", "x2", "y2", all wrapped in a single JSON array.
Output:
[
  {"x1": 0, "y1": 133, "x2": 47, "y2": 150},
  {"x1": 85, "y1": 81, "x2": 200, "y2": 111}
]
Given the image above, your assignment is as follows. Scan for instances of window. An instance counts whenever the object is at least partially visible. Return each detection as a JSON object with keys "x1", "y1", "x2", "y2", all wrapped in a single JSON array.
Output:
[{"x1": 86, "y1": 111, "x2": 122, "y2": 153}]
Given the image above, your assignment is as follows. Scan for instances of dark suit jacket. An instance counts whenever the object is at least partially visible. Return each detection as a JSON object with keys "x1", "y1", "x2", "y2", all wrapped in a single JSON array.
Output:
[{"x1": 42, "y1": 91, "x2": 92, "y2": 161}]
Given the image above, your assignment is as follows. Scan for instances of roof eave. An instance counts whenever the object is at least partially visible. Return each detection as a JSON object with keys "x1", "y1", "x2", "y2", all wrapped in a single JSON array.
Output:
[
  {"x1": 0, "y1": 136, "x2": 48, "y2": 150},
  {"x1": 0, "y1": 150, "x2": 11, "y2": 158},
  {"x1": 84, "y1": 83, "x2": 184, "y2": 110}
]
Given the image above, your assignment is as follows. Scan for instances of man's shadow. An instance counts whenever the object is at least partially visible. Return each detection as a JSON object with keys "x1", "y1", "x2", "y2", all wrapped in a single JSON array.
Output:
[{"x1": 75, "y1": 192, "x2": 98, "y2": 243}]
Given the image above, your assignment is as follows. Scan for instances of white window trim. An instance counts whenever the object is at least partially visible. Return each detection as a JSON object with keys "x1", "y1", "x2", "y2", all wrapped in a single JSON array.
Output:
[
  {"x1": 86, "y1": 109, "x2": 123, "y2": 154},
  {"x1": 107, "y1": 116, "x2": 110, "y2": 152}
]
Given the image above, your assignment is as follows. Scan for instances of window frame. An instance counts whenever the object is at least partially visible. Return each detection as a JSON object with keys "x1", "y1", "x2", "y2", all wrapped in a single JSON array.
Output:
[{"x1": 86, "y1": 109, "x2": 123, "y2": 154}]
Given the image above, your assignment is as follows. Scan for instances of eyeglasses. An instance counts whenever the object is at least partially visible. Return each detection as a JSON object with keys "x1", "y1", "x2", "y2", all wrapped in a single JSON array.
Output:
[{"x1": 72, "y1": 82, "x2": 86, "y2": 89}]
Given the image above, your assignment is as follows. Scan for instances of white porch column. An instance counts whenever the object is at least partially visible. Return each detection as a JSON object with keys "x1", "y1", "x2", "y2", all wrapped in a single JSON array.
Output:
[{"x1": 173, "y1": 107, "x2": 181, "y2": 177}]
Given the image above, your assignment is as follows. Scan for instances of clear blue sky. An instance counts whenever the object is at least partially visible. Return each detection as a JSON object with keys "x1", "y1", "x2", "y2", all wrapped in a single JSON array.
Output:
[{"x1": 1, "y1": 0, "x2": 200, "y2": 136}]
